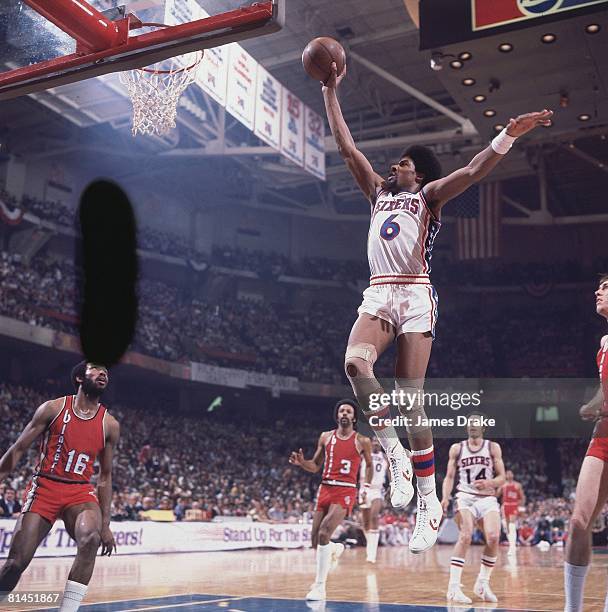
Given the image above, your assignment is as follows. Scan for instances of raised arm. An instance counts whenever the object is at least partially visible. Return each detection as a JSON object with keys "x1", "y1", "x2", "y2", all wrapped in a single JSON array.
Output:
[
  {"x1": 0, "y1": 400, "x2": 58, "y2": 481},
  {"x1": 423, "y1": 110, "x2": 553, "y2": 210},
  {"x1": 440, "y1": 443, "x2": 460, "y2": 513},
  {"x1": 289, "y1": 433, "x2": 326, "y2": 474},
  {"x1": 97, "y1": 414, "x2": 120, "y2": 556},
  {"x1": 322, "y1": 63, "x2": 384, "y2": 202}
]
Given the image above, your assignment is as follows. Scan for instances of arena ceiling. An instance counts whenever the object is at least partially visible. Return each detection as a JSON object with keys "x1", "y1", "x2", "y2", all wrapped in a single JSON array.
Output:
[{"x1": 0, "y1": 0, "x2": 606, "y2": 223}]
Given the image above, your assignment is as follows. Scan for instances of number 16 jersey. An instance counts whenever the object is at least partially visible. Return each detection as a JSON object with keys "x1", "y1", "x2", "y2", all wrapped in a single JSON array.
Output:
[{"x1": 36, "y1": 395, "x2": 107, "y2": 483}]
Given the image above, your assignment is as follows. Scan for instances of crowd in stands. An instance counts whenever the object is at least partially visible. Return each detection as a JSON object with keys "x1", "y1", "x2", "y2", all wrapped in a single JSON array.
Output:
[{"x1": 0, "y1": 248, "x2": 601, "y2": 382}]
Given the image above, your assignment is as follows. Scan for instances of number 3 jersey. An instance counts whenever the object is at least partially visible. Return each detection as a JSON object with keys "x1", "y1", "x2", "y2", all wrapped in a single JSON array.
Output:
[
  {"x1": 456, "y1": 439, "x2": 495, "y2": 496},
  {"x1": 368, "y1": 187, "x2": 441, "y2": 286},
  {"x1": 322, "y1": 430, "x2": 362, "y2": 488},
  {"x1": 35, "y1": 395, "x2": 107, "y2": 483}
]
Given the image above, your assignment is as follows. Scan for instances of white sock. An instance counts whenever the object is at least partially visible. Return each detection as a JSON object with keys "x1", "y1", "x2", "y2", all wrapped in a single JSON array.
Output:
[
  {"x1": 564, "y1": 562, "x2": 589, "y2": 612},
  {"x1": 314, "y1": 543, "x2": 332, "y2": 585},
  {"x1": 479, "y1": 555, "x2": 497, "y2": 581},
  {"x1": 59, "y1": 580, "x2": 87, "y2": 612},
  {"x1": 508, "y1": 522, "x2": 517, "y2": 547},
  {"x1": 449, "y1": 556, "x2": 465, "y2": 585},
  {"x1": 411, "y1": 446, "x2": 436, "y2": 495},
  {"x1": 366, "y1": 529, "x2": 380, "y2": 562}
]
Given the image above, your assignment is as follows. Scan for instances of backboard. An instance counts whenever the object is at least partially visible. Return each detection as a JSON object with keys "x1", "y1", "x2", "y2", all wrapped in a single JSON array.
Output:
[{"x1": 0, "y1": 0, "x2": 284, "y2": 100}]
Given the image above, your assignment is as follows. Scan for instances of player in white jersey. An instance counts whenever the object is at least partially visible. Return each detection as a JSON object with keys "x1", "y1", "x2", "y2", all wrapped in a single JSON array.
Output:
[
  {"x1": 322, "y1": 60, "x2": 551, "y2": 553},
  {"x1": 441, "y1": 413, "x2": 505, "y2": 604},
  {"x1": 358, "y1": 439, "x2": 388, "y2": 563}
]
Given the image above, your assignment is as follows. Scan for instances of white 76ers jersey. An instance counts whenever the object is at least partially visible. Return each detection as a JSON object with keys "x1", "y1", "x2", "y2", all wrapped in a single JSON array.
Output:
[
  {"x1": 368, "y1": 187, "x2": 441, "y2": 284},
  {"x1": 456, "y1": 440, "x2": 495, "y2": 496},
  {"x1": 360, "y1": 451, "x2": 388, "y2": 489}
]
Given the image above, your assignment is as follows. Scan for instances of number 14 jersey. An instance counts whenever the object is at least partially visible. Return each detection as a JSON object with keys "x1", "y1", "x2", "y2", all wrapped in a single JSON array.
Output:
[{"x1": 456, "y1": 439, "x2": 495, "y2": 496}]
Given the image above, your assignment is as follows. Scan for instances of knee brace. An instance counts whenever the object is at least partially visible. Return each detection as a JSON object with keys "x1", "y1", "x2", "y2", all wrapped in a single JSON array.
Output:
[{"x1": 344, "y1": 343, "x2": 383, "y2": 414}]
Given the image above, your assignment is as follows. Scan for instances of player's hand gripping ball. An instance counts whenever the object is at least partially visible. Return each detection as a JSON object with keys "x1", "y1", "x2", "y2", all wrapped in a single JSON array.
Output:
[{"x1": 302, "y1": 37, "x2": 346, "y2": 85}]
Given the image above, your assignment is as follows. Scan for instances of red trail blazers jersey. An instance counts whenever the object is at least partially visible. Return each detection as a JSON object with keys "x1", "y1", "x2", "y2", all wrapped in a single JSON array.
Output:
[
  {"x1": 36, "y1": 395, "x2": 107, "y2": 483},
  {"x1": 322, "y1": 430, "x2": 361, "y2": 487}
]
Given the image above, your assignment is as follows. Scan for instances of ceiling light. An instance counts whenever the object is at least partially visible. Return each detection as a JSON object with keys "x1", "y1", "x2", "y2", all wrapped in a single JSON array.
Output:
[
  {"x1": 498, "y1": 43, "x2": 513, "y2": 53},
  {"x1": 585, "y1": 24, "x2": 601, "y2": 34},
  {"x1": 483, "y1": 109, "x2": 497, "y2": 117},
  {"x1": 473, "y1": 94, "x2": 486, "y2": 103},
  {"x1": 450, "y1": 60, "x2": 463, "y2": 69},
  {"x1": 541, "y1": 33, "x2": 557, "y2": 43},
  {"x1": 494, "y1": 124, "x2": 505, "y2": 132},
  {"x1": 459, "y1": 52, "x2": 472, "y2": 61},
  {"x1": 462, "y1": 78, "x2": 476, "y2": 86},
  {"x1": 578, "y1": 113, "x2": 591, "y2": 121}
]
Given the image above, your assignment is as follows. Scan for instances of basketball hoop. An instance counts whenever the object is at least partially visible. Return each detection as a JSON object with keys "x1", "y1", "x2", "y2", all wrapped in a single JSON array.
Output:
[{"x1": 119, "y1": 23, "x2": 203, "y2": 137}]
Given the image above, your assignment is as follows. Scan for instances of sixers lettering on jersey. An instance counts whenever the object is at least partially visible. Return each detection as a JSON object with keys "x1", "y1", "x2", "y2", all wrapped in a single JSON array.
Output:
[
  {"x1": 322, "y1": 430, "x2": 361, "y2": 487},
  {"x1": 472, "y1": 0, "x2": 607, "y2": 31},
  {"x1": 368, "y1": 187, "x2": 440, "y2": 284},
  {"x1": 37, "y1": 395, "x2": 107, "y2": 483}
]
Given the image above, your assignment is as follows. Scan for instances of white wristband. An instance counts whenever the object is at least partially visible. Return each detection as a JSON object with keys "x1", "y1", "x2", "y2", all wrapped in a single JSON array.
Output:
[{"x1": 491, "y1": 128, "x2": 517, "y2": 155}]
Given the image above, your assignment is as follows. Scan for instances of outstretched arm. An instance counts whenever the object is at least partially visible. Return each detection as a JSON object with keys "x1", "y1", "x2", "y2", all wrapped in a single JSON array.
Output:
[
  {"x1": 0, "y1": 401, "x2": 57, "y2": 481},
  {"x1": 322, "y1": 63, "x2": 384, "y2": 202},
  {"x1": 289, "y1": 433, "x2": 326, "y2": 473},
  {"x1": 423, "y1": 110, "x2": 553, "y2": 210}
]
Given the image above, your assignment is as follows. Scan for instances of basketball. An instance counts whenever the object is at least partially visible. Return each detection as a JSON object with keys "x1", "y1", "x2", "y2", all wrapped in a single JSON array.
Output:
[{"x1": 302, "y1": 37, "x2": 346, "y2": 83}]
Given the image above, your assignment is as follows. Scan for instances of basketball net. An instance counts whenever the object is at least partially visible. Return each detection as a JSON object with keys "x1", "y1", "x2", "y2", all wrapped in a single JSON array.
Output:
[{"x1": 119, "y1": 49, "x2": 203, "y2": 137}]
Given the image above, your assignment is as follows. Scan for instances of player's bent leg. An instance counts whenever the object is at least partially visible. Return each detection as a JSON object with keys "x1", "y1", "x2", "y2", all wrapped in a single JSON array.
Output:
[
  {"x1": 345, "y1": 315, "x2": 414, "y2": 509},
  {"x1": 307, "y1": 504, "x2": 348, "y2": 601},
  {"x1": 474, "y1": 510, "x2": 500, "y2": 603},
  {"x1": 59, "y1": 502, "x2": 102, "y2": 612},
  {"x1": 0, "y1": 513, "x2": 52, "y2": 592},
  {"x1": 564, "y1": 456, "x2": 608, "y2": 612},
  {"x1": 447, "y1": 510, "x2": 474, "y2": 604}
]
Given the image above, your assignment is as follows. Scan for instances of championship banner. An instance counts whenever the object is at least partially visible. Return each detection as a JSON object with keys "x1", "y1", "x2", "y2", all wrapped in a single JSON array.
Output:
[
  {"x1": 226, "y1": 45, "x2": 258, "y2": 131},
  {"x1": 304, "y1": 106, "x2": 326, "y2": 181},
  {"x1": 254, "y1": 65, "x2": 282, "y2": 150},
  {"x1": 0, "y1": 520, "x2": 311, "y2": 558},
  {"x1": 472, "y1": 0, "x2": 608, "y2": 31},
  {"x1": 280, "y1": 90, "x2": 305, "y2": 167}
]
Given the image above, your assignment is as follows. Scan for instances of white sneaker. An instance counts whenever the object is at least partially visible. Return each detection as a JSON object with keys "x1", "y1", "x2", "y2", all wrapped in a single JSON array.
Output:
[
  {"x1": 386, "y1": 443, "x2": 414, "y2": 508},
  {"x1": 446, "y1": 583, "x2": 472, "y2": 604},
  {"x1": 306, "y1": 582, "x2": 326, "y2": 601},
  {"x1": 329, "y1": 542, "x2": 344, "y2": 571},
  {"x1": 473, "y1": 578, "x2": 498, "y2": 603},
  {"x1": 409, "y1": 490, "x2": 442, "y2": 554}
]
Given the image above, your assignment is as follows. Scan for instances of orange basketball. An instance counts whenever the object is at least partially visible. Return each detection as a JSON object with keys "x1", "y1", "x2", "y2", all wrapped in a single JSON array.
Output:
[{"x1": 302, "y1": 37, "x2": 346, "y2": 84}]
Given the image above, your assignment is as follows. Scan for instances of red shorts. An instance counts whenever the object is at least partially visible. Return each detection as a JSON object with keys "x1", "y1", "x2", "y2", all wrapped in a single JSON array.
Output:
[
  {"x1": 315, "y1": 484, "x2": 356, "y2": 515},
  {"x1": 22, "y1": 476, "x2": 98, "y2": 524},
  {"x1": 587, "y1": 436, "x2": 608, "y2": 462},
  {"x1": 503, "y1": 503, "x2": 519, "y2": 520}
]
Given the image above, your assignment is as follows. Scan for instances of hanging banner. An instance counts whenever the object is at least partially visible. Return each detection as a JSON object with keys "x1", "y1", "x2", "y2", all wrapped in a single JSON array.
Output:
[
  {"x1": 197, "y1": 45, "x2": 230, "y2": 106},
  {"x1": 304, "y1": 106, "x2": 326, "y2": 181},
  {"x1": 280, "y1": 90, "x2": 304, "y2": 167},
  {"x1": 226, "y1": 46, "x2": 258, "y2": 130},
  {"x1": 254, "y1": 65, "x2": 282, "y2": 150}
]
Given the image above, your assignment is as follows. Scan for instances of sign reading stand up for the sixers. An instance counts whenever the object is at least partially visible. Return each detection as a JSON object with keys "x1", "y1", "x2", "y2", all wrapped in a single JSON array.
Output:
[{"x1": 473, "y1": 0, "x2": 608, "y2": 30}]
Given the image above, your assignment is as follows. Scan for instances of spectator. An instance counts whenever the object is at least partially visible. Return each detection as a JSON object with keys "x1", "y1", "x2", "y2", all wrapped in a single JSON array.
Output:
[{"x1": 0, "y1": 487, "x2": 21, "y2": 518}]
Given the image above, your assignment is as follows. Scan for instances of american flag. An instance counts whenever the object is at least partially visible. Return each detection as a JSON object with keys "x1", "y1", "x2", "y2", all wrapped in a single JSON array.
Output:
[{"x1": 451, "y1": 182, "x2": 501, "y2": 260}]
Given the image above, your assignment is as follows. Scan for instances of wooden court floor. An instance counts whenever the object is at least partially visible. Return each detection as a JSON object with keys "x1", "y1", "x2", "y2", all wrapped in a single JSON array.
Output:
[{"x1": 11, "y1": 544, "x2": 608, "y2": 611}]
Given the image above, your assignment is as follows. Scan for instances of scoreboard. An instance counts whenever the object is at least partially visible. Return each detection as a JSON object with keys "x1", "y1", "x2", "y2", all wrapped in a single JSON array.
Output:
[{"x1": 420, "y1": 0, "x2": 608, "y2": 48}]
